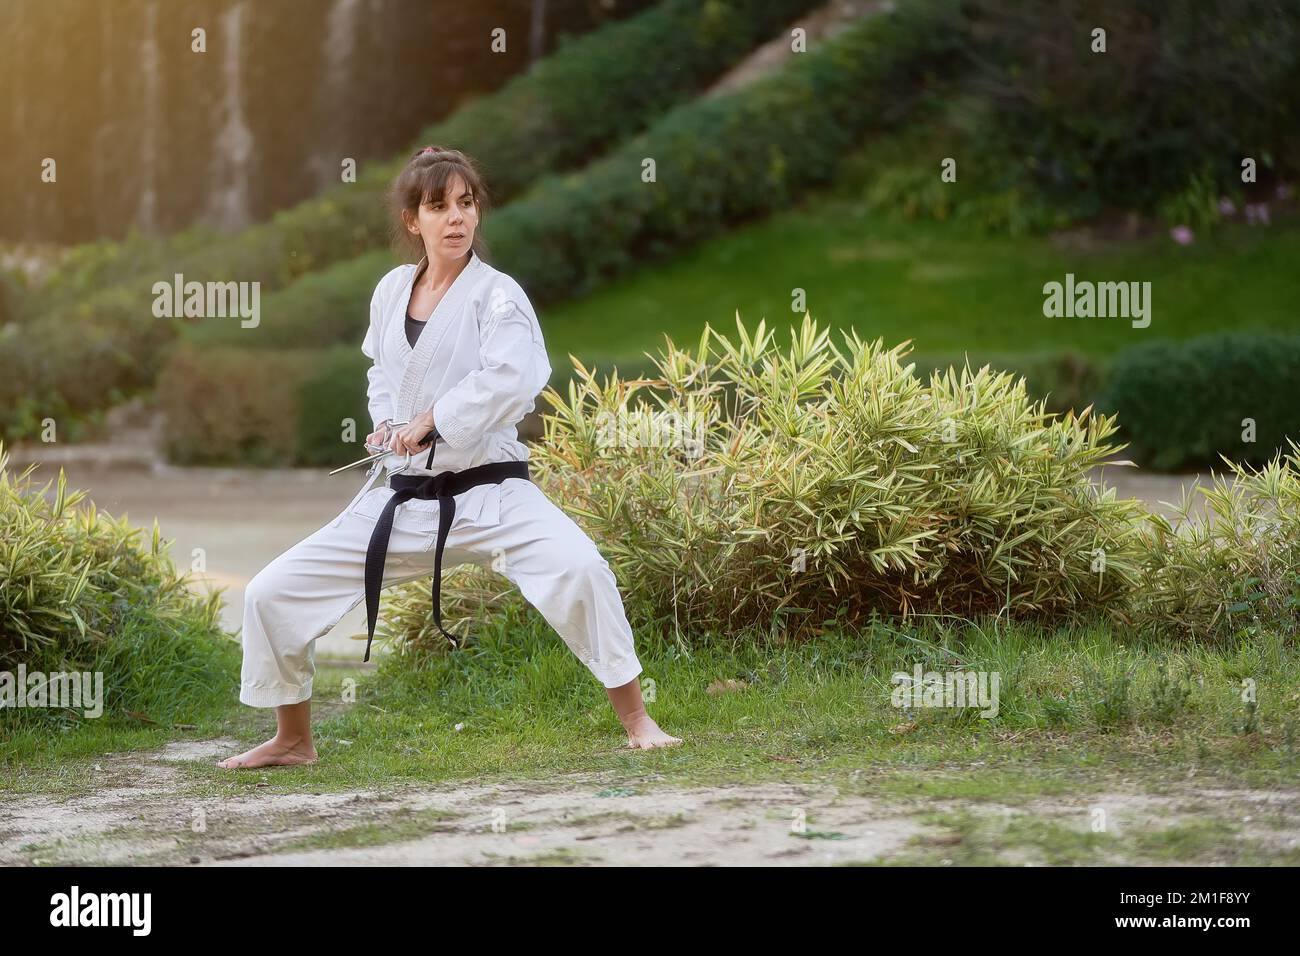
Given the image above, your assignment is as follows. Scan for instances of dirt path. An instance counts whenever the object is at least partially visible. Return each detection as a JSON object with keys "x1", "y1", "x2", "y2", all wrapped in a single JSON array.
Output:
[{"x1": 3, "y1": 739, "x2": 1296, "y2": 866}]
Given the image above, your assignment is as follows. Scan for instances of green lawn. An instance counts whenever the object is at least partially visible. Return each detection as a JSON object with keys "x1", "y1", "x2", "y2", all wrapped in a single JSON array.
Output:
[
  {"x1": 5, "y1": 614, "x2": 1297, "y2": 865},
  {"x1": 540, "y1": 200, "x2": 1300, "y2": 378},
  {"x1": 5, "y1": 614, "x2": 1297, "y2": 797}
]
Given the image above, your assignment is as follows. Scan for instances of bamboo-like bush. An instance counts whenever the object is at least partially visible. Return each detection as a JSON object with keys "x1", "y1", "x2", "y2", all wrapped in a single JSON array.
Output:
[
  {"x1": 383, "y1": 318, "x2": 1300, "y2": 655},
  {"x1": 0, "y1": 444, "x2": 223, "y2": 672},
  {"x1": 1133, "y1": 442, "x2": 1300, "y2": 642},
  {"x1": 525, "y1": 316, "x2": 1148, "y2": 640}
]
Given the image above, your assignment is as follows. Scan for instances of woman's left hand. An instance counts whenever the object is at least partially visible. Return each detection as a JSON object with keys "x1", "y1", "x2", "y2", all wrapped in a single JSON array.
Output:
[{"x1": 389, "y1": 409, "x2": 437, "y2": 456}]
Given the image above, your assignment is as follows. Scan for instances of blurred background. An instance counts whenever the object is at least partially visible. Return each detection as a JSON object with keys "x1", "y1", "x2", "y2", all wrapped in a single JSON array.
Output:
[{"x1": 2, "y1": 0, "x2": 1298, "y2": 651}]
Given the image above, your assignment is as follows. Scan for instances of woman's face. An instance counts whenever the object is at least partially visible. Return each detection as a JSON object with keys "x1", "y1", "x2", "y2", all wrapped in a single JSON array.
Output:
[{"x1": 408, "y1": 172, "x2": 479, "y2": 264}]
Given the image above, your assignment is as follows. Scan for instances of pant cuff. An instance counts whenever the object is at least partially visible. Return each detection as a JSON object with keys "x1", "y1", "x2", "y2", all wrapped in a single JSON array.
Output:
[
  {"x1": 240, "y1": 680, "x2": 314, "y2": 708},
  {"x1": 592, "y1": 657, "x2": 644, "y2": 690}
]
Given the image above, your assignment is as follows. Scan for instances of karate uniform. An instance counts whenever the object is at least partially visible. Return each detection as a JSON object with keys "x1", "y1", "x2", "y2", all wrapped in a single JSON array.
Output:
[{"x1": 237, "y1": 250, "x2": 643, "y2": 707}]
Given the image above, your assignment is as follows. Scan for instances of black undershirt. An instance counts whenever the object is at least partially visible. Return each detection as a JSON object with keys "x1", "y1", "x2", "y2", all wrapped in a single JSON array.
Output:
[
  {"x1": 405, "y1": 258, "x2": 430, "y2": 347},
  {"x1": 405, "y1": 312, "x2": 426, "y2": 347}
]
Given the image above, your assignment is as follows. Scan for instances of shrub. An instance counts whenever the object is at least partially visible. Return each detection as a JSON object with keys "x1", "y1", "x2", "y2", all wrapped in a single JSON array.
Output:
[
  {"x1": 294, "y1": 348, "x2": 375, "y2": 467},
  {"x1": 0, "y1": 444, "x2": 225, "y2": 677},
  {"x1": 19, "y1": 227, "x2": 218, "y2": 322},
  {"x1": 381, "y1": 565, "x2": 525, "y2": 658},
  {"x1": 384, "y1": 315, "x2": 1148, "y2": 644},
  {"x1": 911, "y1": 350, "x2": 1099, "y2": 416},
  {"x1": 1157, "y1": 169, "x2": 1229, "y2": 233},
  {"x1": 855, "y1": 106, "x2": 1070, "y2": 236},
  {"x1": 186, "y1": 251, "x2": 392, "y2": 352},
  {"x1": 157, "y1": 342, "x2": 371, "y2": 467},
  {"x1": 1098, "y1": 333, "x2": 1300, "y2": 471},
  {"x1": 158, "y1": 344, "x2": 303, "y2": 467},
  {"x1": 376, "y1": 321, "x2": 1300, "y2": 656},
  {"x1": 1132, "y1": 442, "x2": 1300, "y2": 643},
  {"x1": 0, "y1": 265, "x2": 23, "y2": 327},
  {"x1": 955, "y1": 0, "x2": 1300, "y2": 214}
]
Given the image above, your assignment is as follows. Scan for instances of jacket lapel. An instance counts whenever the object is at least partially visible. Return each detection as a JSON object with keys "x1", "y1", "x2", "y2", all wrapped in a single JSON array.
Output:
[{"x1": 393, "y1": 250, "x2": 483, "y2": 421}]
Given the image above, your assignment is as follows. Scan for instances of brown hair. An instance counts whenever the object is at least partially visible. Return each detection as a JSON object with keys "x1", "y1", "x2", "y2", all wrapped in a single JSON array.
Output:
[{"x1": 387, "y1": 145, "x2": 491, "y2": 263}]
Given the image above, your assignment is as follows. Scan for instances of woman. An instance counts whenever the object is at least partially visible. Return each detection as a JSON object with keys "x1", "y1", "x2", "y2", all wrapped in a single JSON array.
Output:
[{"x1": 218, "y1": 146, "x2": 680, "y2": 769}]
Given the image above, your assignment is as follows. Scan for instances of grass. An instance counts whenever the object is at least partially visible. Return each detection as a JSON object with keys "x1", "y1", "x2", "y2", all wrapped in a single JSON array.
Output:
[
  {"x1": 276, "y1": 807, "x2": 468, "y2": 853},
  {"x1": 883, "y1": 810, "x2": 1120, "y2": 866},
  {"x1": 4, "y1": 612, "x2": 1297, "y2": 865},
  {"x1": 4, "y1": 613, "x2": 1297, "y2": 800},
  {"x1": 0, "y1": 608, "x2": 240, "y2": 769},
  {"x1": 538, "y1": 191, "x2": 1300, "y2": 379},
  {"x1": 870, "y1": 808, "x2": 1300, "y2": 867}
]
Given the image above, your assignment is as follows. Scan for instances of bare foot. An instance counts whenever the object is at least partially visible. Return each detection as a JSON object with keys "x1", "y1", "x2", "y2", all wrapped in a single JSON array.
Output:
[
  {"x1": 624, "y1": 715, "x2": 683, "y2": 750},
  {"x1": 216, "y1": 735, "x2": 317, "y2": 769}
]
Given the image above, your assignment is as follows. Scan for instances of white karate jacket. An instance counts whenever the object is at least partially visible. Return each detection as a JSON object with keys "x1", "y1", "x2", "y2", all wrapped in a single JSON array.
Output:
[
  {"x1": 336, "y1": 250, "x2": 553, "y2": 523},
  {"x1": 363, "y1": 249, "x2": 552, "y2": 473}
]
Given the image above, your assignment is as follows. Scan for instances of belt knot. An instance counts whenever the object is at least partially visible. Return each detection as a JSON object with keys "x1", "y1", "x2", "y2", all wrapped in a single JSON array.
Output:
[
  {"x1": 361, "y1": 460, "x2": 530, "y2": 662},
  {"x1": 400, "y1": 473, "x2": 450, "y2": 499}
]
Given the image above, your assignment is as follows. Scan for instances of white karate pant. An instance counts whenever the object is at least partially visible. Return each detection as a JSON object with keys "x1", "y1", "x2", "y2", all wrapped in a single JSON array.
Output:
[{"x1": 238, "y1": 475, "x2": 643, "y2": 707}]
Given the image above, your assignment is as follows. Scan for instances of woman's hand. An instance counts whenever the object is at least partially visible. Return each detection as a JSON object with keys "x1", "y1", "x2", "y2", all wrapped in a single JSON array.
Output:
[
  {"x1": 389, "y1": 409, "x2": 437, "y2": 456},
  {"x1": 365, "y1": 420, "x2": 394, "y2": 451}
]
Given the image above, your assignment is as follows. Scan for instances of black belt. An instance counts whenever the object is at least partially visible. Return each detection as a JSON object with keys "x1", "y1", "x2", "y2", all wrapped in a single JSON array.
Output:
[{"x1": 362, "y1": 460, "x2": 530, "y2": 661}]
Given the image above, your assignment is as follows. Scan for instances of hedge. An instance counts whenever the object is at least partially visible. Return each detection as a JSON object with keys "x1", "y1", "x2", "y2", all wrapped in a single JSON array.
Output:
[
  {"x1": 952, "y1": 0, "x2": 1300, "y2": 218},
  {"x1": 484, "y1": 0, "x2": 963, "y2": 303},
  {"x1": 158, "y1": 343, "x2": 371, "y2": 468},
  {"x1": 184, "y1": 250, "x2": 393, "y2": 353},
  {"x1": 175, "y1": 0, "x2": 963, "y2": 361},
  {"x1": 1098, "y1": 332, "x2": 1300, "y2": 471}
]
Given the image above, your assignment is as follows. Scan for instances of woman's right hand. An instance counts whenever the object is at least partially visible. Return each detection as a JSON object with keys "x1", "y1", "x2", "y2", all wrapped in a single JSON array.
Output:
[{"x1": 364, "y1": 421, "x2": 392, "y2": 451}]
